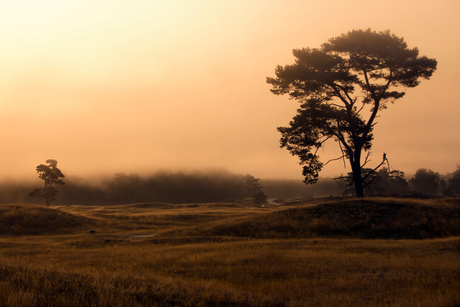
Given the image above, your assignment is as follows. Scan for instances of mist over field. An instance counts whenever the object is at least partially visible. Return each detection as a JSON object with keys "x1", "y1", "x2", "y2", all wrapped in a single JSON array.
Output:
[
  {"x1": 0, "y1": 168, "x2": 334, "y2": 205},
  {"x1": 1, "y1": 164, "x2": 458, "y2": 206}
]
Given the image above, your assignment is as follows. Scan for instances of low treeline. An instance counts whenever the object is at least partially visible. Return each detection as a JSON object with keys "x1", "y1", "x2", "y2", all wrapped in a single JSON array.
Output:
[
  {"x1": 0, "y1": 169, "x2": 341, "y2": 206},
  {"x1": 1, "y1": 166, "x2": 459, "y2": 206}
]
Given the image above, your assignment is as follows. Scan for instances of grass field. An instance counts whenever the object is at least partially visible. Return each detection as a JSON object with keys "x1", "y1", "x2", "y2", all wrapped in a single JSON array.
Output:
[{"x1": 0, "y1": 198, "x2": 459, "y2": 306}]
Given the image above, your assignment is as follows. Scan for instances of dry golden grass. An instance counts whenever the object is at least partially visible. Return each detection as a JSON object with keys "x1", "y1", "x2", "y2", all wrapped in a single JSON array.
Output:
[
  {"x1": 0, "y1": 204, "x2": 96, "y2": 235},
  {"x1": 167, "y1": 197, "x2": 460, "y2": 240},
  {"x1": 0, "y1": 198, "x2": 459, "y2": 306}
]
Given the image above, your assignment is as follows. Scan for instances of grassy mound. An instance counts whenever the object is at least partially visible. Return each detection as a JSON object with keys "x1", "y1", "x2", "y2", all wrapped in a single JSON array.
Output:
[
  {"x1": 119, "y1": 202, "x2": 176, "y2": 210},
  {"x1": 202, "y1": 198, "x2": 460, "y2": 239},
  {"x1": 0, "y1": 204, "x2": 96, "y2": 236}
]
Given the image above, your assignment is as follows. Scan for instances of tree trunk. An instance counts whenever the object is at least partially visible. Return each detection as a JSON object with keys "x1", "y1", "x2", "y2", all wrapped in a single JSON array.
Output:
[
  {"x1": 352, "y1": 167, "x2": 364, "y2": 197},
  {"x1": 351, "y1": 154, "x2": 364, "y2": 198}
]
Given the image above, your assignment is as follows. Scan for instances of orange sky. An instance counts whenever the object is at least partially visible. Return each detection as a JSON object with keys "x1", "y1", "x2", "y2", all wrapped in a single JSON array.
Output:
[{"x1": 1, "y1": 0, "x2": 459, "y2": 181}]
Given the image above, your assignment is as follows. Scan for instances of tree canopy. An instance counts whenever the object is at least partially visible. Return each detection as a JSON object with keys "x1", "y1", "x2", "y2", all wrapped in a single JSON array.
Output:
[
  {"x1": 409, "y1": 168, "x2": 442, "y2": 195},
  {"x1": 447, "y1": 165, "x2": 460, "y2": 195},
  {"x1": 267, "y1": 29, "x2": 437, "y2": 197}
]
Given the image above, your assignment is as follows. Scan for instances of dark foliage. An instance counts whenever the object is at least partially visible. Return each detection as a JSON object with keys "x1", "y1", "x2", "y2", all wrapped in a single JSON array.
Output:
[
  {"x1": 446, "y1": 165, "x2": 460, "y2": 195},
  {"x1": 267, "y1": 29, "x2": 437, "y2": 197},
  {"x1": 253, "y1": 190, "x2": 268, "y2": 206},
  {"x1": 410, "y1": 168, "x2": 443, "y2": 195}
]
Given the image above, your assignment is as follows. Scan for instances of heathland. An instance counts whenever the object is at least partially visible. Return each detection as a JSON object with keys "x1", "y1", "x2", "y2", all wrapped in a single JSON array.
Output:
[{"x1": 1, "y1": 197, "x2": 459, "y2": 306}]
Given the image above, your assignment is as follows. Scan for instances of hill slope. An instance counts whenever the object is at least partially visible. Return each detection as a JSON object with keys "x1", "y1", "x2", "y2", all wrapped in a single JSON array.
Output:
[
  {"x1": 0, "y1": 204, "x2": 95, "y2": 235},
  {"x1": 198, "y1": 198, "x2": 460, "y2": 239}
]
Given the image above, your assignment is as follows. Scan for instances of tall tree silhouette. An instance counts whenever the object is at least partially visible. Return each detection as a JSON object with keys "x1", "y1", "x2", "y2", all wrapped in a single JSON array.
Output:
[{"x1": 267, "y1": 29, "x2": 437, "y2": 197}]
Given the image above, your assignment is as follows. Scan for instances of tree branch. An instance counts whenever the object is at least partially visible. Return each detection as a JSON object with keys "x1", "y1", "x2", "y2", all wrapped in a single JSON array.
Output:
[
  {"x1": 361, "y1": 151, "x2": 371, "y2": 168},
  {"x1": 323, "y1": 154, "x2": 347, "y2": 167},
  {"x1": 334, "y1": 128, "x2": 353, "y2": 163},
  {"x1": 361, "y1": 152, "x2": 387, "y2": 185},
  {"x1": 338, "y1": 142, "x2": 347, "y2": 168},
  {"x1": 356, "y1": 99, "x2": 367, "y2": 114}
]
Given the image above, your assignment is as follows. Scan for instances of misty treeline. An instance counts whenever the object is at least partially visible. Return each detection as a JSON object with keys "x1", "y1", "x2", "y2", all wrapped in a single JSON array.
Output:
[
  {"x1": 1, "y1": 166, "x2": 459, "y2": 206},
  {"x1": 1, "y1": 170, "x2": 268, "y2": 206}
]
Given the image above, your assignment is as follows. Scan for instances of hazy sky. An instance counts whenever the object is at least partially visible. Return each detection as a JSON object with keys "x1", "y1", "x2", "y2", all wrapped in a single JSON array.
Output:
[{"x1": 1, "y1": 0, "x2": 459, "y2": 181}]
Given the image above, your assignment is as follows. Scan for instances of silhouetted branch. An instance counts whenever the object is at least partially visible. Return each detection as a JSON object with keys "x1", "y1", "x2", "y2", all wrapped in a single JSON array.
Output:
[
  {"x1": 362, "y1": 152, "x2": 388, "y2": 187},
  {"x1": 361, "y1": 152, "x2": 371, "y2": 168},
  {"x1": 324, "y1": 155, "x2": 347, "y2": 167}
]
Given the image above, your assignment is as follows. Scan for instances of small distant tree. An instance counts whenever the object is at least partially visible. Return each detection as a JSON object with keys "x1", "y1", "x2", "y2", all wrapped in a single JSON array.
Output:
[
  {"x1": 409, "y1": 168, "x2": 441, "y2": 195},
  {"x1": 253, "y1": 190, "x2": 268, "y2": 207},
  {"x1": 450, "y1": 166, "x2": 460, "y2": 193},
  {"x1": 30, "y1": 159, "x2": 65, "y2": 206},
  {"x1": 378, "y1": 168, "x2": 409, "y2": 194},
  {"x1": 445, "y1": 165, "x2": 460, "y2": 196},
  {"x1": 242, "y1": 174, "x2": 262, "y2": 196},
  {"x1": 243, "y1": 174, "x2": 268, "y2": 206}
]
